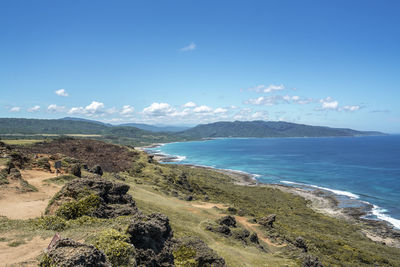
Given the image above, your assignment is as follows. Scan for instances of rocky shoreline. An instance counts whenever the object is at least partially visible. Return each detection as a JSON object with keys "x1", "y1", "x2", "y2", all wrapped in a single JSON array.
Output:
[{"x1": 141, "y1": 145, "x2": 400, "y2": 249}]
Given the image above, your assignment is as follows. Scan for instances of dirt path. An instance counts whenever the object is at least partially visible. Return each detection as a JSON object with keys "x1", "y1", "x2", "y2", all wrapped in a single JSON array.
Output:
[
  {"x1": 0, "y1": 236, "x2": 52, "y2": 267},
  {"x1": 0, "y1": 170, "x2": 60, "y2": 219},
  {"x1": 191, "y1": 202, "x2": 286, "y2": 247}
]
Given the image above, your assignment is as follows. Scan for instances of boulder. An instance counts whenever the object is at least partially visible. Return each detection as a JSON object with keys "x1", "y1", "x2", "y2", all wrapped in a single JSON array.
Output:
[
  {"x1": 69, "y1": 164, "x2": 81, "y2": 178},
  {"x1": 302, "y1": 255, "x2": 323, "y2": 267},
  {"x1": 46, "y1": 178, "x2": 138, "y2": 219},
  {"x1": 217, "y1": 215, "x2": 237, "y2": 227},
  {"x1": 206, "y1": 225, "x2": 231, "y2": 235},
  {"x1": 227, "y1": 207, "x2": 237, "y2": 214},
  {"x1": 259, "y1": 214, "x2": 276, "y2": 227},
  {"x1": 231, "y1": 228, "x2": 250, "y2": 242},
  {"x1": 295, "y1": 236, "x2": 308, "y2": 252},
  {"x1": 41, "y1": 238, "x2": 110, "y2": 267},
  {"x1": 126, "y1": 212, "x2": 174, "y2": 266},
  {"x1": 90, "y1": 165, "x2": 103, "y2": 176},
  {"x1": 174, "y1": 237, "x2": 226, "y2": 267},
  {"x1": 249, "y1": 233, "x2": 259, "y2": 244}
]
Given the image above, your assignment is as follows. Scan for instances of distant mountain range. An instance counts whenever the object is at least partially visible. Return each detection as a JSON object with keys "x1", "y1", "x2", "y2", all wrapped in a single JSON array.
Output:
[
  {"x1": 60, "y1": 117, "x2": 190, "y2": 132},
  {"x1": 178, "y1": 120, "x2": 384, "y2": 138},
  {"x1": 0, "y1": 118, "x2": 384, "y2": 143},
  {"x1": 118, "y1": 123, "x2": 190, "y2": 133}
]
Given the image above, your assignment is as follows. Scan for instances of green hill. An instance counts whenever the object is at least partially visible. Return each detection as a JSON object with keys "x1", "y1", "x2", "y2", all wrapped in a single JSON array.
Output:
[
  {"x1": 179, "y1": 120, "x2": 383, "y2": 138},
  {"x1": 0, "y1": 118, "x2": 187, "y2": 146}
]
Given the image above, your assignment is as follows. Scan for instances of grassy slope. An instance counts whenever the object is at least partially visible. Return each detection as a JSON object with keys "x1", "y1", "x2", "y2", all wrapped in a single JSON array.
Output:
[{"x1": 126, "y1": 152, "x2": 400, "y2": 266}]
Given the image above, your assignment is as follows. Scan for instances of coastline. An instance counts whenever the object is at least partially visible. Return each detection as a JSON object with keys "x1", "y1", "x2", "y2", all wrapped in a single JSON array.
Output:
[{"x1": 142, "y1": 144, "x2": 400, "y2": 248}]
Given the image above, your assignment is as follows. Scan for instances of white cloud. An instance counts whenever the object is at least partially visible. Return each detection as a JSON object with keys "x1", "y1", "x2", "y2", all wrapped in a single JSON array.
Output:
[
  {"x1": 342, "y1": 105, "x2": 360, "y2": 112},
  {"x1": 48, "y1": 104, "x2": 66, "y2": 113},
  {"x1": 194, "y1": 105, "x2": 212, "y2": 113},
  {"x1": 120, "y1": 105, "x2": 135, "y2": 116},
  {"x1": 245, "y1": 96, "x2": 280, "y2": 106},
  {"x1": 106, "y1": 107, "x2": 118, "y2": 115},
  {"x1": 68, "y1": 101, "x2": 105, "y2": 116},
  {"x1": 246, "y1": 84, "x2": 285, "y2": 93},
  {"x1": 183, "y1": 101, "x2": 197, "y2": 108},
  {"x1": 27, "y1": 105, "x2": 40, "y2": 112},
  {"x1": 181, "y1": 42, "x2": 196, "y2": 51},
  {"x1": 320, "y1": 97, "x2": 339, "y2": 110},
  {"x1": 55, "y1": 89, "x2": 68, "y2": 97},
  {"x1": 251, "y1": 111, "x2": 268, "y2": 120},
  {"x1": 68, "y1": 107, "x2": 85, "y2": 115},
  {"x1": 214, "y1": 108, "x2": 228, "y2": 114},
  {"x1": 10, "y1": 107, "x2": 20, "y2": 112},
  {"x1": 322, "y1": 101, "x2": 339, "y2": 109},
  {"x1": 85, "y1": 101, "x2": 104, "y2": 113},
  {"x1": 143, "y1": 102, "x2": 174, "y2": 117}
]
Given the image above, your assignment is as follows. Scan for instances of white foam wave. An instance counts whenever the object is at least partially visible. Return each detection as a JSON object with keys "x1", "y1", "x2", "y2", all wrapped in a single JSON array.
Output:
[
  {"x1": 372, "y1": 205, "x2": 400, "y2": 229},
  {"x1": 171, "y1": 155, "x2": 186, "y2": 162},
  {"x1": 280, "y1": 180, "x2": 359, "y2": 199}
]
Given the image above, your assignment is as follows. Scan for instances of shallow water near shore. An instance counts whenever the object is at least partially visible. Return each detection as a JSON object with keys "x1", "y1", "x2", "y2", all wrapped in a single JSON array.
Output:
[{"x1": 148, "y1": 135, "x2": 400, "y2": 228}]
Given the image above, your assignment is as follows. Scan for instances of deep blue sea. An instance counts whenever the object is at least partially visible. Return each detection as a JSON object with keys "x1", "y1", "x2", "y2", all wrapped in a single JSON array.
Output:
[{"x1": 149, "y1": 135, "x2": 400, "y2": 229}]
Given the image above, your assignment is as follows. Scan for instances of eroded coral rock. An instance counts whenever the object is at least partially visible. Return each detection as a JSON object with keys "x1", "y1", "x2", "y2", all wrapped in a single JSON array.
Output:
[
  {"x1": 47, "y1": 178, "x2": 138, "y2": 219},
  {"x1": 41, "y1": 238, "x2": 111, "y2": 267}
]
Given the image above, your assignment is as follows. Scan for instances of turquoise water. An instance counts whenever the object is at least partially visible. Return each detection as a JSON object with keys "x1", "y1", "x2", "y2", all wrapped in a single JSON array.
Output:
[{"x1": 149, "y1": 136, "x2": 400, "y2": 228}]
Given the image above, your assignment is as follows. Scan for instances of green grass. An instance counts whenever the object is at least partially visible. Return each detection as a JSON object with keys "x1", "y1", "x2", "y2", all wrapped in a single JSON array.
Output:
[
  {"x1": 44, "y1": 174, "x2": 77, "y2": 185},
  {"x1": 0, "y1": 158, "x2": 8, "y2": 166}
]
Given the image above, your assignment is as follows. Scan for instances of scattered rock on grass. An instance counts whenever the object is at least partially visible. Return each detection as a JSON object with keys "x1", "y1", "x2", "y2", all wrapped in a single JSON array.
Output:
[
  {"x1": 174, "y1": 237, "x2": 226, "y2": 267},
  {"x1": 217, "y1": 215, "x2": 237, "y2": 227},
  {"x1": 302, "y1": 254, "x2": 323, "y2": 267},
  {"x1": 258, "y1": 214, "x2": 276, "y2": 227}
]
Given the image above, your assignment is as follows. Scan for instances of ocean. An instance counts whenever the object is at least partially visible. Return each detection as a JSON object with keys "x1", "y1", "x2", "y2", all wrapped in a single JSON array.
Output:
[{"x1": 148, "y1": 135, "x2": 400, "y2": 229}]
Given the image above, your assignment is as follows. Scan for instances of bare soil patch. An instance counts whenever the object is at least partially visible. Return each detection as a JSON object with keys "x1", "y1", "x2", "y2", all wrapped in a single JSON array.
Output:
[
  {"x1": 0, "y1": 170, "x2": 60, "y2": 219},
  {"x1": 0, "y1": 236, "x2": 51, "y2": 266}
]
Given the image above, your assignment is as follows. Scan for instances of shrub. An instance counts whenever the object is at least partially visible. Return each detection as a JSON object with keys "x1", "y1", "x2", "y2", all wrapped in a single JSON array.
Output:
[
  {"x1": 34, "y1": 215, "x2": 67, "y2": 231},
  {"x1": 94, "y1": 229, "x2": 135, "y2": 267},
  {"x1": 39, "y1": 253, "x2": 56, "y2": 267},
  {"x1": 0, "y1": 169, "x2": 9, "y2": 185},
  {"x1": 56, "y1": 194, "x2": 101, "y2": 220},
  {"x1": 37, "y1": 157, "x2": 51, "y2": 171},
  {"x1": 173, "y1": 245, "x2": 198, "y2": 267}
]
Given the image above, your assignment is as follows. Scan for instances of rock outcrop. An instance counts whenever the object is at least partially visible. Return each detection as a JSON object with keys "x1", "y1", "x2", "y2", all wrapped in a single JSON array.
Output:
[
  {"x1": 258, "y1": 214, "x2": 276, "y2": 227},
  {"x1": 217, "y1": 215, "x2": 237, "y2": 227},
  {"x1": 302, "y1": 254, "x2": 323, "y2": 267},
  {"x1": 174, "y1": 237, "x2": 226, "y2": 267},
  {"x1": 126, "y1": 212, "x2": 174, "y2": 266},
  {"x1": 46, "y1": 178, "x2": 138, "y2": 219},
  {"x1": 41, "y1": 238, "x2": 111, "y2": 267},
  {"x1": 295, "y1": 236, "x2": 308, "y2": 252}
]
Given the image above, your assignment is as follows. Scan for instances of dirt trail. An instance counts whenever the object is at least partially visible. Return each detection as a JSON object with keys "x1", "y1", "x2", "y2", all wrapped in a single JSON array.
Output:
[
  {"x1": 0, "y1": 236, "x2": 51, "y2": 267},
  {"x1": 0, "y1": 170, "x2": 60, "y2": 219},
  {"x1": 191, "y1": 202, "x2": 286, "y2": 248}
]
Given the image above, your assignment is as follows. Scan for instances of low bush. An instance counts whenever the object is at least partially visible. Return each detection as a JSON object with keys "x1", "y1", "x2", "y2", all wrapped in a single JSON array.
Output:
[
  {"x1": 93, "y1": 229, "x2": 135, "y2": 267},
  {"x1": 56, "y1": 194, "x2": 101, "y2": 220},
  {"x1": 34, "y1": 215, "x2": 67, "y2": 231}
]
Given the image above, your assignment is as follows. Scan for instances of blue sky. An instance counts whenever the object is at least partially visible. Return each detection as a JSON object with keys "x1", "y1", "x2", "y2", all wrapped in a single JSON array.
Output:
[{"x1": 1, "y1": 0, "x2": 399, "y2": 132}]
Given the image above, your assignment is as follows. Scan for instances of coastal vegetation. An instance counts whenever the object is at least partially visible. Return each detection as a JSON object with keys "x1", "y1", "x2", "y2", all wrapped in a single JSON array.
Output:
[{"x1": 0, "y1": 138, "x2": 398, "y2": 266}]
